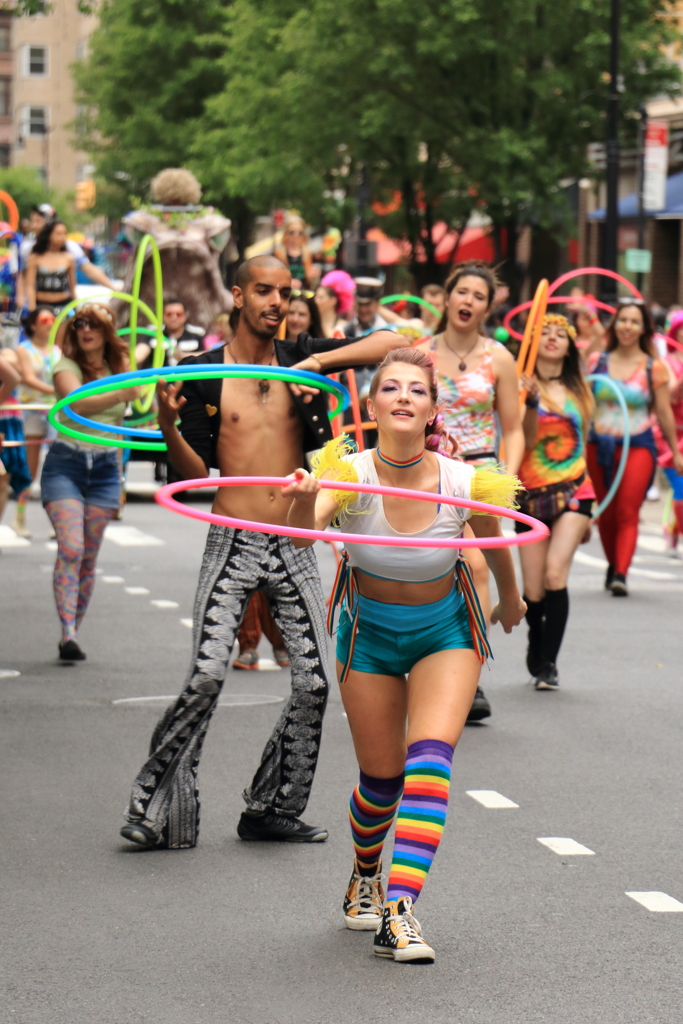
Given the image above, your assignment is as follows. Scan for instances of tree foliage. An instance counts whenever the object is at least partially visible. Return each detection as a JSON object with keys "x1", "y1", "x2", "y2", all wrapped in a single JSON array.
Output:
[{"x1": 76, "y1": 0, "x2": 681, "y2": 280}]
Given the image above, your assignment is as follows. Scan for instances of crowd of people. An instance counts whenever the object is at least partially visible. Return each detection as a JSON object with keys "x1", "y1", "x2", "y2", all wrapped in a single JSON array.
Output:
[{"x1": 2, "y1": 240, "x2": 682, "y2": 964}]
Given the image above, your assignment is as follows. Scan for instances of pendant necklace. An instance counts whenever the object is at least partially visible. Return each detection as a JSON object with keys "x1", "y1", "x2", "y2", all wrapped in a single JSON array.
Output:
[
  {"x1": 377, "y1": 449, "x2": 425, "y2": 469},
  {"x1": 445, "y1": 335, "x2": 479, "y2": 372},
  {"x1": 226, "y1": 344, "x2": 275, "y2": 402}
]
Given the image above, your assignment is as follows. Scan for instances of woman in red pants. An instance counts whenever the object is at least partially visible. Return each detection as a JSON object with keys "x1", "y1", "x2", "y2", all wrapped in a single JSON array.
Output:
[{"x1": 587, "y1": 301, "x2": 683, "y2": 596}]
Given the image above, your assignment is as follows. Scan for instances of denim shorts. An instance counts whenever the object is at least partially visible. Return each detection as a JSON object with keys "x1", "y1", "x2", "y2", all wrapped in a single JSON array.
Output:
[
  {"x1": 336, "y1": 585, "x2": 474, "y2": 677},
  {"x1": 41, "y1": 441, "x2": 122, "y2": 509}
]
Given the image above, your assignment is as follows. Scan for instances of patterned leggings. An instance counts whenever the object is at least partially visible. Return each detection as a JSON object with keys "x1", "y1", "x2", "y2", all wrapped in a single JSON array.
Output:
[
  {"x1": 124, "y1": 526, "x2": 331, "y2": 848},
  {"x1": 45, "y1": 498, "x2": 114, "y2": 642}
]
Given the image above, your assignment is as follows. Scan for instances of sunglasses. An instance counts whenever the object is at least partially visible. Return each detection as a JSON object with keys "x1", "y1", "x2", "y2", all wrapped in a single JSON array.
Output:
[
  {"x1": 36, "y1": 314, "x2": 55, "y2": 324},
  {"x1": 290, "y1": 289, "x2": 315, "y2": 299},
  {"x1": 73, "y1": 317, "x2": 103, "y2": 331}
]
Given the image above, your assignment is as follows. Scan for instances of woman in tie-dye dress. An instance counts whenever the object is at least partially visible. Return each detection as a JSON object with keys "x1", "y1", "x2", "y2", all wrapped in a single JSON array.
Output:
[
  {"x1": 417, "y1": 261, "x2": 524, "y2": 720},
  {"x1": 516, "y1": 315, "x2": 595, "y2": 692}
]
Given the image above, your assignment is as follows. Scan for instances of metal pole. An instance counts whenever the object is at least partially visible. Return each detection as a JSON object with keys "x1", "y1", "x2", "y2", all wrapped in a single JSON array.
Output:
[
  {"x1": 603, "y1": 0, "x2": 620, "y2": 298},
  {"x1": 636, "y1": 105, "x2": 647, "y2": 292}
]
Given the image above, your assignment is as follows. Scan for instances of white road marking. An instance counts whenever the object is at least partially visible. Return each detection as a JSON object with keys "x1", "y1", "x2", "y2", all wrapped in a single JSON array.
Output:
[
  {"x1": 467, "y1": 790, "x2": 519, "y2": 809},
  {"x1": 180, "y1": 618, "x2": 193, "y2": 628},
  {"x1": 573, "y1": 550, "x2": 677, "y2": 580},
  {"x1": 104, "y1": 524, "x2": 165, "y2": 547},
  {"x1": 0, "y1": 525, "x2": 30, "y2": 548},
  {"x1": 150, "y1": 599, "x2": 179, "y2": 609},
  {"x1": 102, "y1": 576, "x2": 124, "y2": 584},
  {"x1": 537, "y1": 837, "x2": 595, "y2": 856},
  {"x1": 0, "y1": 669, "x2": 21, "y2": 678},
  {"x1": 124, "y1": 586, "x2": 150, "y2": 596},
  {"x1": 636, "y1": 535, "x2": 667, "y2": 553},
  {"x1": 574, "y1": 551, "x2": 608, "y2": 569},
  {"x1": 626, "y1": 891, "x2": 683, "y2": 912},
  {"x1": 112, "y1": 693, "x2": 285, "y2": 707},
  {"x1": 45, "y1": 541, "x2": 57, "y2": 551}
]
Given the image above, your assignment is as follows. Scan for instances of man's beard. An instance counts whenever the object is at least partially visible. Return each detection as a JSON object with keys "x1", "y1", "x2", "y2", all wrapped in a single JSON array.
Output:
[{"x1": 243, "y1": 307, "x2": 280, "y2": 340}]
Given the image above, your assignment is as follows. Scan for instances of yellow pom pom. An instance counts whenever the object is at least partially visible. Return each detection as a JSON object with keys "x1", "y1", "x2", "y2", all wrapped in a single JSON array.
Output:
[
  {"x1": 310, "y1": 435, "x2": 360, "y2": 524},
  {"x1": 471, "y1": 466, "x2": 523, "y2": 515}
]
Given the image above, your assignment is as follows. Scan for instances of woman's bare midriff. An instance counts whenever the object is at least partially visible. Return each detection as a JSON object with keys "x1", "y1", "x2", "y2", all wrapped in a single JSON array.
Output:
[
  {"x1": 356, "y1": 568, "x2": 456, "y2": 605},
  {"x1": 37, "y1": 291, "x2": 70, "y2": 303}
]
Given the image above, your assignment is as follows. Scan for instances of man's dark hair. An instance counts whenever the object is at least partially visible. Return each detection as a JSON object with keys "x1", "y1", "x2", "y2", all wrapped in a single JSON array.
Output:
[
  {"x1": 235, "y1": 254, "x2": 289, "y2": 291},
  {"x1": 163, "y1": 297, "x2": 185, "y2": 310}
]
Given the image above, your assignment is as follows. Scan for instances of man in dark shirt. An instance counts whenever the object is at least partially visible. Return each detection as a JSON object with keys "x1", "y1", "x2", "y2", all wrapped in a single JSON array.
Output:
[
  {"x1": 135, "y1": 297, "x2": 206, "y2": 368},
  {"x1": 121, "y1": 255, "x2": 397, "y2": 850}
]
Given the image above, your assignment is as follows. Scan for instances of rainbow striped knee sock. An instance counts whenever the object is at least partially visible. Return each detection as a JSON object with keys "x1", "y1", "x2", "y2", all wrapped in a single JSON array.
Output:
[
  {"x1": 349, "y1": 770, "x2": 404, "y2": 872},
  {"x1": 386, "y1": 739, "x2": 454, "y2": 902}
]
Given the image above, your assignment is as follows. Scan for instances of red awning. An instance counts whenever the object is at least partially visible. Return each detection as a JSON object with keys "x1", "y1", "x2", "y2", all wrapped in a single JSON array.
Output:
[{"x1": 367, "y1": 222, "x2": 494, "y2": 266}]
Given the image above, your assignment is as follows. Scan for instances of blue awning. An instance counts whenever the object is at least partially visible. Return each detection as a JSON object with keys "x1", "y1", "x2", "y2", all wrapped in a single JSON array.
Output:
[{"x1": 589, "y1": 169, "x2": 683, "y2": 221}]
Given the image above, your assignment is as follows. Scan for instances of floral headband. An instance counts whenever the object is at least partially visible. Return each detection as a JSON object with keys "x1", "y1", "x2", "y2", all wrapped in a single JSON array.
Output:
[{"x1": 543, "y1": 314, "x2": 576, "y2": 340}]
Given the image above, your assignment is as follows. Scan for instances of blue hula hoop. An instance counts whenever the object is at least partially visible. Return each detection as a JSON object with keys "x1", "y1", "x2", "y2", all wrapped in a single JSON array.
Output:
[
  {"x1": 586, "y1": 373, "x2": 631, "y2": 520},
  {"x1": 56, "y1": 364, "x2": 350, "y2": 440}
]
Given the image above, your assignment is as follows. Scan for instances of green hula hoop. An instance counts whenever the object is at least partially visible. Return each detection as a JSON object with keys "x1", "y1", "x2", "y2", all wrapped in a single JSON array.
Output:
[
  {"x1": 47, "y1": 366, "x2": 347, "y2": 451},
  {"x1": 380, "y1": 294, "x2": 440, "y2": 319},
  {"x1": 586, "y1": 373, "x2": 631, "y2": 521},
  {"x1": 128, "y1": 234, "x2": 166, "y2": 415}
]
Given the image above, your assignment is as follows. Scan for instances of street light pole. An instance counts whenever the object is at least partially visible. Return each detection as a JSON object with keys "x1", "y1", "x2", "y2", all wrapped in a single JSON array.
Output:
[
  {"x1": 603, "y1": 0, "x2": 620, "y2": 298},
  {"x1": 636, "y1": 105, "x2": 647, "y2": 293}
]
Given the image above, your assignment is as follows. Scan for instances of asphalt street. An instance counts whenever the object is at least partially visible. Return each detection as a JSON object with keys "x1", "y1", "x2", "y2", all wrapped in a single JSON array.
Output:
[{"x1": 1, "y1": 466, "x2": 682, "y2": 1024}]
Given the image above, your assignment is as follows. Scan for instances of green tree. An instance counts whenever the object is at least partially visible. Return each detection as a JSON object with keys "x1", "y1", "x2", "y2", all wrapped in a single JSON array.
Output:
[
  {"x1": 72, "y1": 0, "x2": 229, "y2": 197},
  {"x1": 193, "y1": 0, "x2": 681, "y2": 288},
  {"x1": 0, "y1": 165, "x2": 58, "y2": 221}
]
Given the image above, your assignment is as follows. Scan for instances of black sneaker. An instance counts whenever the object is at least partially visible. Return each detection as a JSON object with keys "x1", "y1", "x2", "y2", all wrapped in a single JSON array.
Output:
[
  {"x1": 59, "y1": 639, "x2": 86, "y2": 662},
  {"x1": 467, "y1": 686, "x2": 491, "y2": 722},
  {"x1": 534, "y1": 664, "x2": 559, "y2": 690},
  {"x1": 604, "y1": 564, "x2": 615, "y2": 590},
  {"x1": 237, "y1": 811, "x2": 328, "y2": 843},
  {"x1": 373, "y1": 896, "x2": 435, "y2": 963},
  {"x1": 610, "y1": 573, "x2": 628, "y2": 596},
  {"x1": 343, "y1": 857, "x2": 384, "y2": 930}
]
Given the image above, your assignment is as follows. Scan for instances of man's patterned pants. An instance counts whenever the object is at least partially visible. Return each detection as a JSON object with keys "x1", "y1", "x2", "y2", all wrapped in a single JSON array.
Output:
[{"x1": 123, "y1": 526, "x2": 331, "y2": 848}]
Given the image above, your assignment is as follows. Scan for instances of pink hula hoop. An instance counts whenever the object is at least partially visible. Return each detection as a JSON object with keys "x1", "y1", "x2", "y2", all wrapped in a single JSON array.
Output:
[
  {"x1": 503, "y1": 295, "x2": 616, "y2": 343},
  {"x1": 548, "y1": 267, "x2": 643, "y2": 298},
  {"x1": 156, "y1": 477, "x2": 550, "y2": 548}
]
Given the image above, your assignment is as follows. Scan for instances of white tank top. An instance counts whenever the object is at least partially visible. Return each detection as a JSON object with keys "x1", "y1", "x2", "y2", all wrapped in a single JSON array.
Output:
[{"x1": 338, "y1": 449, "x2": 474, "y2": 582}]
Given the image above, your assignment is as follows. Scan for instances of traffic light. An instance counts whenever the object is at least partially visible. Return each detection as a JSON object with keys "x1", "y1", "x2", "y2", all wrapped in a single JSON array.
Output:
[{"x1": 75, "y1": 179, "x2": 96, "y2": 211}]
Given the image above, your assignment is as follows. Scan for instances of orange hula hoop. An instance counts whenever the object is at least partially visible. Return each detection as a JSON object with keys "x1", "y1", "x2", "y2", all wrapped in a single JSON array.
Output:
[{"x1": 0, "y1": 191, "x2": 19, "y2": 232}]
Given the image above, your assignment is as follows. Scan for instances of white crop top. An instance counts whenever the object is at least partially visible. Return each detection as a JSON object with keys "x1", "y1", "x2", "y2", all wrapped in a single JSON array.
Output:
[{"x1": 338, "y1": 449, "x2": 475, "y2": 582}]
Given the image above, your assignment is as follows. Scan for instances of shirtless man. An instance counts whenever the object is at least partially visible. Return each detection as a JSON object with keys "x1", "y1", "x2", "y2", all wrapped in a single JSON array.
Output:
[{"x1": 121, "y1": 255, "x2": 397, "y2": 849}]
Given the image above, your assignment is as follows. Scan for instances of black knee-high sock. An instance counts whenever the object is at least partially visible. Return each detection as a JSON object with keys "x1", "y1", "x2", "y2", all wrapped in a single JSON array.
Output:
[
  {"x1": 524, "y1": 595, "x2": 546, "y2": 674},
  {"x1": 541, "y1": 587, "x2": 569, "y2": 666}
]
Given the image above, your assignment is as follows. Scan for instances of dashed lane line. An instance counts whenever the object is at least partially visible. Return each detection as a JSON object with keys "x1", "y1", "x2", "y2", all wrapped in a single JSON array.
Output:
[
  {"x1": 102, "y1": 576, "x2": 124, "y2": 584},
  {"x1": 124, "y1": 586, "x2": 150, "y2": 596},
  {"x1": 537, "y1": 837, "x2": 595, "y2": 856},
  {"x1": 626, "y1": 892, "x2": 683, "y2": 912},
  {"x1": 467, "y1": 790, "x2": 519, "y2": 809},
  {"x1": 180, "y1": 618, "x2": 193, "y2": 628},
  {"x1": 104, "y1": 524, "x2": 165, "y2": 547},
  {"x1": 0, "y1": 525, "x2": 30, "y2": 548},
  {"x1": 150, "y1": 599, "x2": 179, "y2": 609}
]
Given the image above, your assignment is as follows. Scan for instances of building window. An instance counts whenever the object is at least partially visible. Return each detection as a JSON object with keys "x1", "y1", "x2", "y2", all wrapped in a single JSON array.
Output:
[
  {"x1": 0, "y1": 25, "x2": 10, "y2": 53},
  {"x1": 0, "y1": 144, "x2": 9, "y2": 168},
  {"x1": 0, "y1": 78, "x2": 9, "y2": 118},
  {"x1": 25, "y1": 106, "x2": 48, "y2": 136},
  {"x1": 75, "y1": 39, "x2": 87, "y2": 61},
  {"x1": 22, "y1": 45, "x2": 48, "y2": 77}
]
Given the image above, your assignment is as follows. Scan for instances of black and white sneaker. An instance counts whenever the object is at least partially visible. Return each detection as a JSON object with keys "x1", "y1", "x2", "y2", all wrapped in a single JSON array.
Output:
[
  {"x1": 604, "y1": 564, "x2": 615, "y2": 590},
  {"x1": 534, "y1": 664, "x2": 559, "y2": 690},
  {"x1": 236, "y1": 811, "x2": 328, "y2": 843},
  {"x1": 373, "y1": 896, "x2": 435, "y2": 962},
  {"x1": 610, "y1": 573, "x2": 628, "y2": 597},
  {"x1": 466, "y1": 686, "x2": 491, "y2": 722},
  {"x1": 343, "y1": 857, "x2": 384, "y2": 930}
]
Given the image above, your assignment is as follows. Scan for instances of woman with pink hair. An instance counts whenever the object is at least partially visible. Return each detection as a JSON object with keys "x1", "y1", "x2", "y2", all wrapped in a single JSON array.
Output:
[{"x1": 320, "y1": 270, "x2": 356, "y2": 320}]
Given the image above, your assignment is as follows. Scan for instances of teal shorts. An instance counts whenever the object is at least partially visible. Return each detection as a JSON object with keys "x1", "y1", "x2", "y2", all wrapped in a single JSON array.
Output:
[{"x1": 336, "y1": 585, "x2": 474, "y2": 678}]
